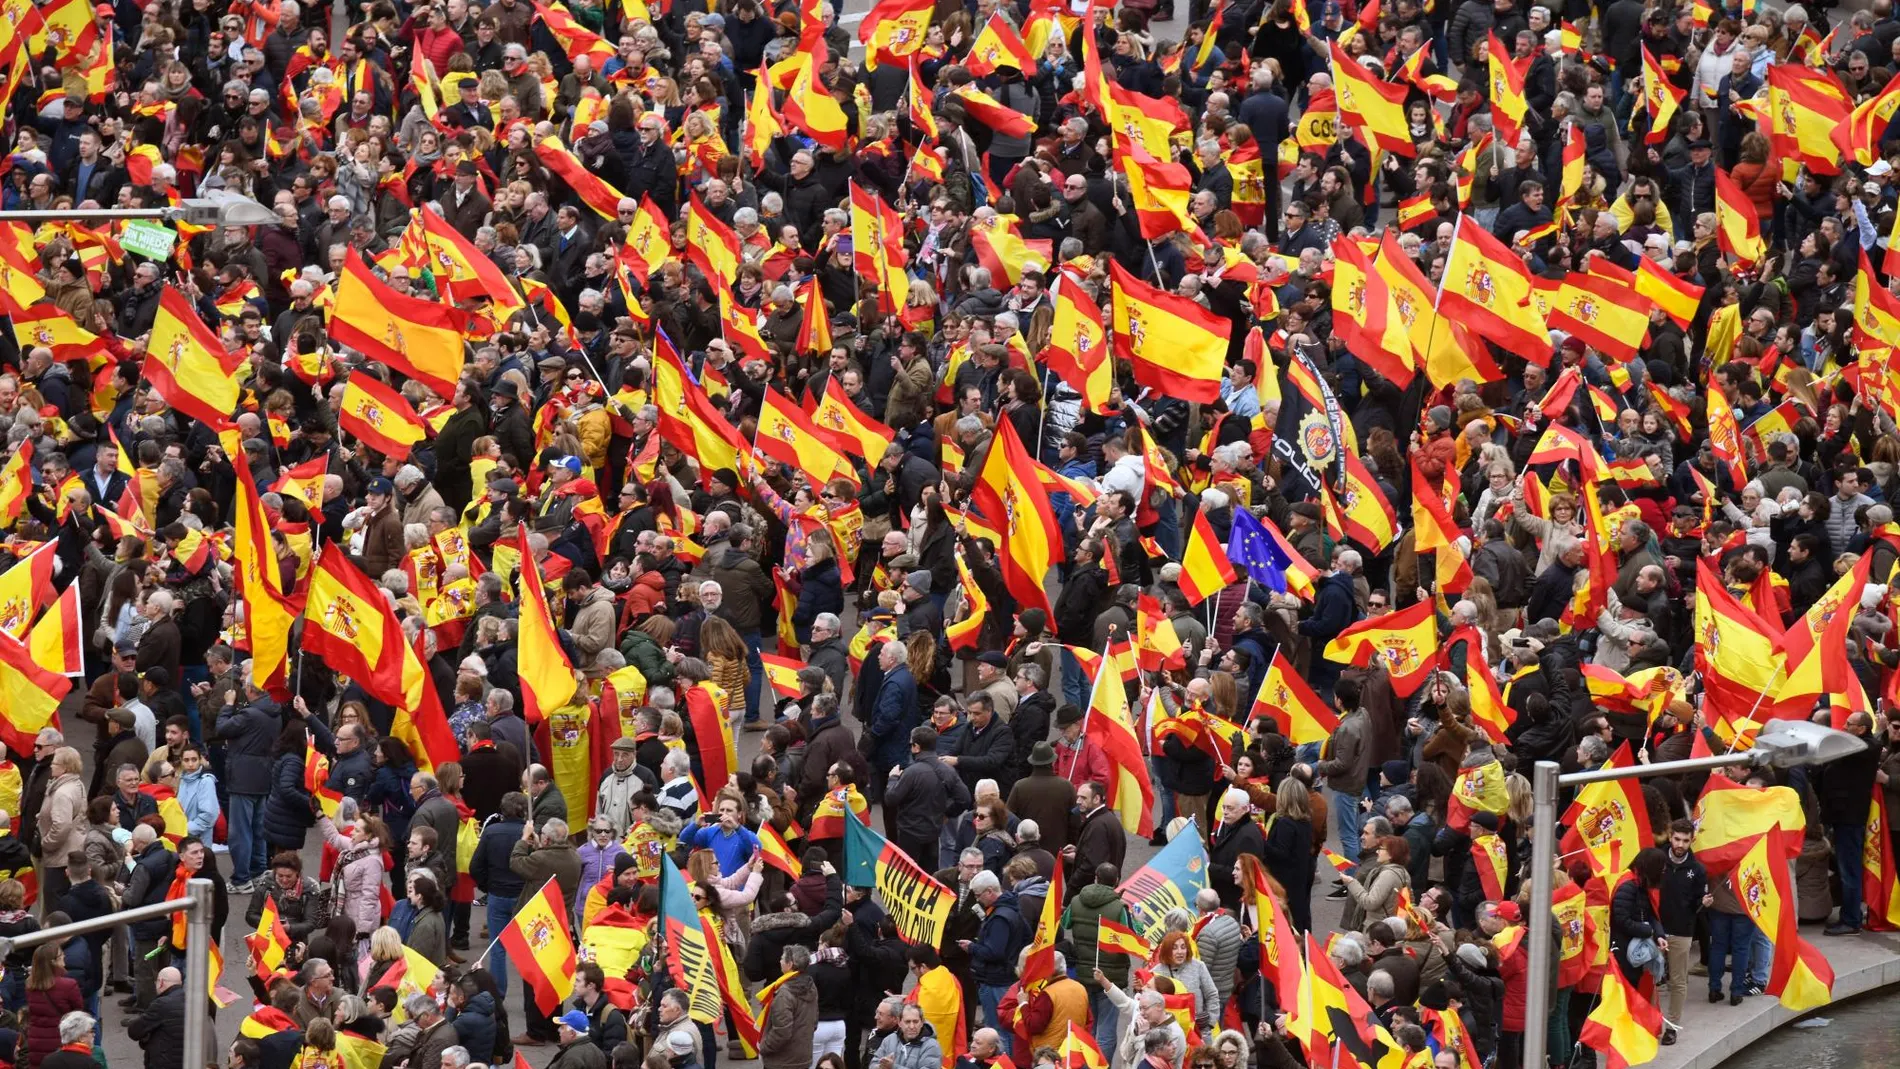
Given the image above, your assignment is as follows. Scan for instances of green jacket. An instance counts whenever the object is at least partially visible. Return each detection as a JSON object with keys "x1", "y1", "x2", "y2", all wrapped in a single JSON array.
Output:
[{"x1": 1062, "y1": 881, "x2": 1133, "y2": 986}]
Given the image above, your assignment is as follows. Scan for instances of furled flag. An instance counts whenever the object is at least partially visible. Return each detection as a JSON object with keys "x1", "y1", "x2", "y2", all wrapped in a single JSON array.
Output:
[
  {"x1": 1085, "y1": 647, "x2": 1156, "y2": 838},
  {"x1": 1638, "y1": 45, "x2": 1682, "y2": 143},
  {"x1": 515, "y1": 522, "x2": 577, "y2": 722}
]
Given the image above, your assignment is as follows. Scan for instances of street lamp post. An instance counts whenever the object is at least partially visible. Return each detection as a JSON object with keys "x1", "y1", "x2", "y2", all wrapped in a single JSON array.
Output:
[
  {"x1": 1522, "y1": 720, "x2": 1870, "y2": 1069},
  {"x1": 0, "y1": 195, "x2": 281, "y2": 227}
]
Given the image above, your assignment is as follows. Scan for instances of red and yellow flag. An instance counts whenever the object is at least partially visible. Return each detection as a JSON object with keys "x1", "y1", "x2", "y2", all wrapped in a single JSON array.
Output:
[
  {"x1": 1439, "y1": 215, "x2": 1549, "y2": 356},
  {"x1": 1560, "y1": 746, "x2": 1653, "y2": 878},
  {"x1": 146, "y1": 287, "x2": 243, "y2": 428},
  {"x1": 11, "y1": 304, "x2": 97, "y2": 364},
  {"x1": 1178, "y1": 509, "x2": 1238, "y2": 606},
  {"x1": 756, "y1": 387, "x2": 852, "y2": 489},
  {"x1": 1328, "y1": 236, "x2": 1413, "y2": 387},
  {"x1": 1865, "y1": 786, "x2": 1900, "y2": 931},
  {"x1": 1084, "y1": 645, "x2": 1155, "y2": 837},
  {"x1": 1714, "y1": 166, "x2": 1767, "y2": 265},
  {"x1": 1579, "y1": 962, "x2": 1662, "y2": 1069},
  {"x1": 1323, "y1": 599, "x2": 1438, "y2": 697},
  {"x1": 968, "y1": 420, "x2": 1061, "y2": 619},
  {"x1": 515, "y1": 522, "x2": 577, "y2": 722},
  {"x1": 337, "y1": 373, "x2": 429, "y2": 460},
  {"x1": 966, "y1": 12, "x2": 1033, "y2": 76},
  {"x1": 1248, "y1": 648, "x2": 1339, "y2": 744},
  {"x1": 1639, "y1": 45, "x2": 1682, "y2": 143},
  {"x1": 1765, "y1": 63, "x2": 1850, "y2": 174},
  {"x1": 0, "y1": 631, "x2": 66, "y2": 756},
  {"x1": 1109, "y1": 260, "x2": 1226, "y2": 404},
  {"x1": 1732, "y1": 829, "x2": 1834, "y2": 1011},
  {"x1": 1328, "y1": 41, "x2": 1414, "y2": 155},
  {"x1": 330, "y1": 254, "x2": 471, "y2": 400},
  {"x1": 1486, "y1": 32, "x2": 1530, "y2": 146},
  {"x1": 303, "y1": 545, "x2": 407, "y2": 705},
  {"x1": 497, "y1": 876, "x2": 577, "y2": 1013}
]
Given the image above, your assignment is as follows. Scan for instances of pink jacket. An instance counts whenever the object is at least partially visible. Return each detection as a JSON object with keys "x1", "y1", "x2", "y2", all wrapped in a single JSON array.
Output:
[{"x1": 318, "y1": 816, "x2": 386, "y2": 936}]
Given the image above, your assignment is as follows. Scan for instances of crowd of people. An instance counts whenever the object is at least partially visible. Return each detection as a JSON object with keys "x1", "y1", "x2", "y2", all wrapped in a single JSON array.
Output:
[{"x1": 1, "y1": 0, "x2": 1900, "y2": 1067}]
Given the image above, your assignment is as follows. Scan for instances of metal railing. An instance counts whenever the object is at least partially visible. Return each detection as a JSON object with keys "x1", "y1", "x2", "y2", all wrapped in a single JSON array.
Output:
[{"x1": 0, "y1": 878, "x2": 215, "y2": 1069}]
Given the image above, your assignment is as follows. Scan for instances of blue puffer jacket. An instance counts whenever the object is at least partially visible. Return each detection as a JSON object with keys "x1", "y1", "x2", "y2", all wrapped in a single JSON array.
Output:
[
  {"x1": 791, "y1": 558, "x2": 844, "y2": 643},
  {"x1": 450, "y1": 989, "x2": 499, "y2": 1063},
  {"x1": 260, "y1": 752, "x2": 313, "y2": 848},
  {"x1": 968, "y1": 889, "x2": 1027, "y2": 987},
  {"x1": 865, "y1": 665, "x2": 919, "y2": 771}
]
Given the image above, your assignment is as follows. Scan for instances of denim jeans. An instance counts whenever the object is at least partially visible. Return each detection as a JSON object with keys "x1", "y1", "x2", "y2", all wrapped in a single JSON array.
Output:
[
  {"x1": 1749, "y1": 926, "x2": 1773, "y2": 990},
  {"x1": 227, "y1": 793, "x2": 266, "y2": 882},
  {"x1": 741, "y1": 629, "x2": 765, "y2": 723},
  {"x1": 1327, "y1": 787, "x2": 1363, "y2": 876},
  {"x1": 1088, "y1": 987, "x2": 1121, "y2": 1059},
  {"x1": 977, "y1": 983, "x2": 1009, "y2": 1032},
  {"x1": 1707, "y1": 911, "x2": 1755, "y2": 996},
  {"x1": 1833, "y1": 822, "x2": 1867, "y2": 928},
  {"x1": 485, "y1": 894, "x2": 518, "y2": 995},
  {"x1": 1148, "y1": 757, "x2": 1176, "y2": 834},
  {"x1": 1060, "y1": 649, "x2": 1088, "y2": 710}
]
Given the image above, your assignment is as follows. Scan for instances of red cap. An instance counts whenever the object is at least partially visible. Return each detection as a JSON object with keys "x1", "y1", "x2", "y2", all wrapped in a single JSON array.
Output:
[
  {"x1": 94, "y1": 4, "x2": 113, "y2": 16},
  {"x1": 1494, "y1": 902, "x2": 1523, "y2": 923}
]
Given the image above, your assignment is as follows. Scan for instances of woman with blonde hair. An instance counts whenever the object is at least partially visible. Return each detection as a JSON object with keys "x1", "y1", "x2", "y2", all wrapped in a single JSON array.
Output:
[
  {"x1": 37, "y1": 750, "x2": 86, "y2": 903},
  {"x1": 362, "y1": 926, "x2": 406, "y2": 991},
  {"x1": 699, "y1": 615, "x2": 752, "y2": 720}
]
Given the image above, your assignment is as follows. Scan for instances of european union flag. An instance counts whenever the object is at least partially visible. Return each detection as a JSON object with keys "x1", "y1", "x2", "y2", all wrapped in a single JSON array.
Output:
[{"x1": 1227, "y1": 507, "x2": 1289, "y2": 591}]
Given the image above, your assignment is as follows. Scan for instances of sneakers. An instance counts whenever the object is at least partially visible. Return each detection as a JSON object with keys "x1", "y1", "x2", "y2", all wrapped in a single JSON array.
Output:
[
  {"x1": 226, "y1": 877, "x2": 254, "y2": 894},
  {"x1": 1326, "y1": 887, "x2": 1350, "y2": 900},
  {"x1": 1744, "y1": 983, "x2": 1764, "y2": 996}
]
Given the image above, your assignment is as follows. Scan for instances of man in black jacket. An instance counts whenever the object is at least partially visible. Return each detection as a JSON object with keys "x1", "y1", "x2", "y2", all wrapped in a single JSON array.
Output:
[
  {"x1": 214, "y1": 684, "x2": 280, "y2": 894},
  {"x1": 129, "y1": 967, "x2": 187, "y2": 1069},
  {"x1": 472, "y1": 793, "x2": 530, "y2": 998},
  {"x1": 1658, "y1": 819, "x2": 1710, "y2": 1041},
  {"x1": 1820, "y1": 712, "x2": 1882, "y2": 934},
  {"x1": 884, "y1": 727, "x2": 972, "y2": 867},
  {"x1": 945, "y1": 695, "x2": 1013, "y2": 796}
]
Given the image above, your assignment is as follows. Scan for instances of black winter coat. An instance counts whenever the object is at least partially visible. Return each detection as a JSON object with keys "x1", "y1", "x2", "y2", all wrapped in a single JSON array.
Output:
[
  {"x1": 128, "y1": 985, "x2": 188, "y2": 1069},
  {"x1": 1156, "y1": 735, "x2": 1216, "y2": 796},
  {"x1": 1443, "y1": 951, "x2": 1502, "y2": 1058},
  {"x1": 472, "y1": 820, "x2": 528, "y2": 898},
  {"x1": 791, "y1": 558, "x2": 844, "y2": 643},
  {"x1": 882, "y1": 755, "x2": 970, "y2": 844},
  {"x1": 949, "y1": 716, "x2": 1015, "y2": 793},
  {"x1": 1207, "y1": 816, "x2": 1265, "y2": 912},
  {"x1": 261, "y1": 752, "x2": 313, "y2": 847},
  {"x1": 215, "y1": 696, "x2": 282, "y2": 795},
  {"x1": 1815, "y1": 734, "x2": 1880, "y2": 825},
  {"x1": 450, "y1": 989, "x2": 500, "y2": 1063}
]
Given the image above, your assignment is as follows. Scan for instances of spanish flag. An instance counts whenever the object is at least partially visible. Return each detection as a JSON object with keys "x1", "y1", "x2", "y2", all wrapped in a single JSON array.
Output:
[
  {"x1": 968, "y1": 221, "x2": 1052, "y2": 288},
  {"x1": 416, "y1": 206, "x2": 527, "y2": 319},
  {"x1": 1059, "y1": 1023, "x2": 1109, "y2": 1069},
  {"x1": 0, "y1": 631, "x2": 66, "y2": 756},
  {"x1": 1639, "y1": 45, "x2": 1681, "y2": 143},
  {"x1": 1329, "y1": 449, "x2": 1401, "y2": 553},
  {"x1": 1486, "y1": 32, "x2": 1530, "y2": 146},
  {"x1": 1765, "y1": 63, "x2": 1849, "y2": 175},
  {"x1": 1439, "y1": 215, "x2": 1549, "y2": 357},
  {"x1": 1560, "y1": 746, "x2": 1653, "y2": 879},
  {"x1": 515, "y1": 522, "x2": 578, "y2": 722},
  {"x1": 146, "y1": 287, "x2": 244, "y2": 428},
  {"x1": 497, "y1": 876, "x2": 578, "y2": 1013},
  {"x1": 1579, "y1": 960, "x2": 1662, "y2": 1069},
  {"x1": 856, "y1": 0, "x2": 933, "y2": 66},
  {"x1": 303, "y1": 545, "x2": 407, "y2": 705},
  {"x1": 248, "y1": 892, "x2": 291, "y2": 981},
  {"x1": 1546, "y1": 270, "x2": 1648, "y2": 363},
  {"x1": 966, "y1": 11, "x2": 1033, "y2": 76},
  {"x1": 1328, "y1": 236, "x2": 1413, "y2": 387},
  {"x1": 1463, "y1": 658, "x2": 1514, "y2": 746},
  {"x1": 1106, "y1": 82, "x2": 1189, "y2": 161},
  {"x1": 231, "y1": 458, "x2": 295, "y2": 698},
  {"x1": 1328, "y1": 41, "x2": 1414, "y2": 156},
  {"x1": 1019, "y1": 864, "x2": 1065, "y2": 987},
  {"x1": 1119, "y1": 141, "x2": 1199, "y2": 241},
  {"x1": 809, "y1": 382, "x2": 895, "y2": 461},
  {"x1": 1835, "y1": 70, "x2": 1900, "y2": 168},
  {"x1": 757, "y1": 821, "x2": 802, "y2": 878},
  {"x1": 956, "y1": 85, "x2": 1036, "y2": 138},
  {"x1": 651, "y1": 332, "x2": 743, "y2": 482},
  {"x1": 744, "y1": 63, "x2": 782, "y2": 169},
  {"x1": 533, "y1": 135, "x2": 628, "y2": 219},
  {"x1": 330, "y1": 255, "x2": 471, "y2": 400},
  {"x1": 1706, "y1": 386, "x2": 1748, "y2": 490},
  {"x1": 969, "y1": 420, "x2": 1062, "y2": 619},
  {"x1": 781, "y1": 57, "x2": 850, "y2": 151},
  {"x1": 338, "y1": 373, "x2": 429, "y2": 460},
  {"x1": 1694, "y1": 557, "x2": 1787, "y2": 723},
  {"x1": 1558, "y1": 122, "x2": 1586, "y2": 205},
  {"x1": 1866, "y1": 787, "x2": 1900, "y2": 931},
  {"x1": 620, "y1": 195, "x2": 672, "y2": 286},
  {"x1": 1323, "y1": 599, "x2": 1437, "y2": 697},
  {"x1": 1775, "y1": 551, "x2": 1867, "y2": 710},
  {"x1": 906, "y1": 57, "x2": 938, "y2": 140},
  {"x1": 758, "y1": 652, "x2": 807, "y2": 699},
  {"x1": 11, "y1": 304, "x2": 96, "y2": 363},
  {"x1": 0, "y1": 444, "x2": 29, "y2": 528},
  {"x1": 532, "y1": 0, "x2": 615, "y2": 67},
  {"x1": 1095, "y1": 916, "x2": 1153, "y2": 959},
  {"x1": 684, "y1": 194, "x2": 742, "y2": 293},
  {"x1": 26, "y1": 582, "x2": 82, "y2": 678},
  {"x1": 1248, "y1": 648, "x2": 1339, "y2": 745},
  {"x1": 1084, "y1": 645, "x2": 1156, "y2": 837},
  {"x1": 1374, "y1": 230, "x2": 1501, "y2": 387},
  {"x1": 1178, "y1": 509, "x2": 1238, "y2": 606},
  {"x1": 1733, "y1": 829, "x2": 1834, "y2": 1010},
  {"x1": 1109, "y1": 261, "x2": 1226, "y2": 404},
  {"x1": 945, "y1": 548, "x2": 989, "y2": 652},
  {"x1": 1290, "y1": 930, "x2": 1383, "y2": 1064},
  {"x1": 756, "y1": 386, "x2": 852, "y2": 489},
  {"x1": 1714, "y1": 166, "x2": 1766, "y2": 265}
]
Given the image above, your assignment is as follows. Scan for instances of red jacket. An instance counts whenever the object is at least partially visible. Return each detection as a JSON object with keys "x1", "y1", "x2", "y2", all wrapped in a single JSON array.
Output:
[{"x1": 414, "y1": 26, "x2": 466, "y2": 78}]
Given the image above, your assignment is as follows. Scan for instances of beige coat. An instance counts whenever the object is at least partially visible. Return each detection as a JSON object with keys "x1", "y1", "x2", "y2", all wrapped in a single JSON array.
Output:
[{"x1": 37, "y1": 773, "x2": 87, "y2": 863}]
